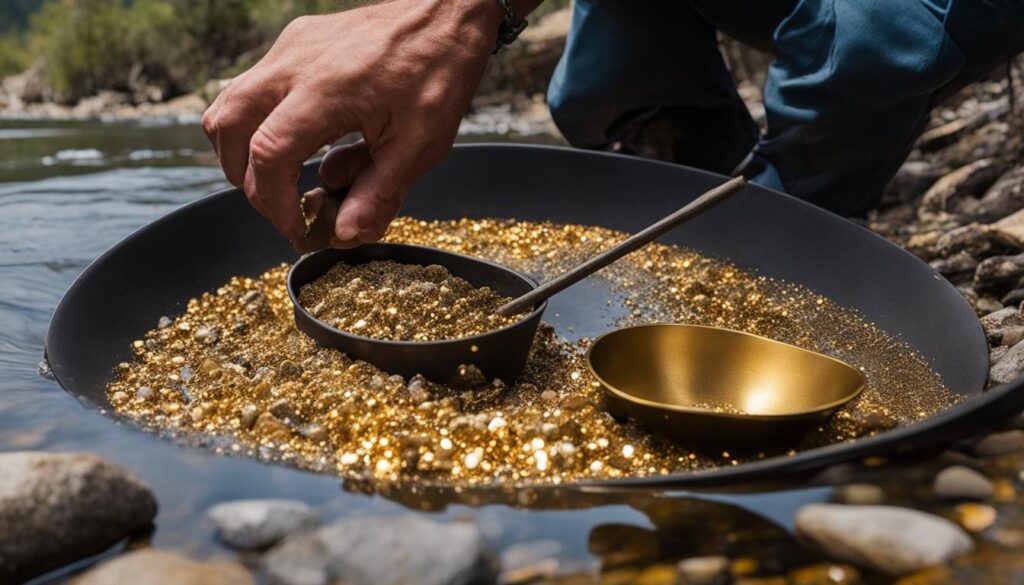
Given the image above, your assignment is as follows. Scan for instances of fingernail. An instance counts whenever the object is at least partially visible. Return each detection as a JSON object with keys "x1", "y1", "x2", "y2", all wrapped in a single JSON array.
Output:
[
  {"x1": 335, "y1": 223, "x2": 359, "y2": 242},
  {"x1": 358, "y1": 228, "x2": 383, "y2": 244}
]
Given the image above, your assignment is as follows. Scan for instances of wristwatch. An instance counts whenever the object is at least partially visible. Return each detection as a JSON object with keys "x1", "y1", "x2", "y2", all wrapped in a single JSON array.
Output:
[{"x1": 491, "y1": 0, "x2": 528, "y2": 54}]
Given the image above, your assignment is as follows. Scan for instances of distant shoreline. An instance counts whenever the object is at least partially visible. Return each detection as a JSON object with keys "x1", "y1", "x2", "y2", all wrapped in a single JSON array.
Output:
[{"x1": 0, "y1": 88, "x2": 209, "y2": 123}]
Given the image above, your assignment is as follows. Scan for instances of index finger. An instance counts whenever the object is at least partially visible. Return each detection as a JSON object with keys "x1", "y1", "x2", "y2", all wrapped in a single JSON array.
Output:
[{"x1": 246, "y1": 91, "x2": 344, "y2": 241}]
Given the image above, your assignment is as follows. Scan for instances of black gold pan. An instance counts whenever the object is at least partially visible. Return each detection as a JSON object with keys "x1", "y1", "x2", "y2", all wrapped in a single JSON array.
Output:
[
  {"x1": 587, "y1": 324, "x2": 867, "y2": 449},
  {"x1": 46, "y1": 144, "x2": 1013, "y2": 487}
]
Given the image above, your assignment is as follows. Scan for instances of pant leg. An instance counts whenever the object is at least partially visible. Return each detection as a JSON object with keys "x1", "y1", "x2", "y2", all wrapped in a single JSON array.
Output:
[
  {"x1": 547, "y1": 0, "x2": 759, "y2": 174},
  {"x1": 757, "y1": 0, "x2": 1024, "y2": 216}
]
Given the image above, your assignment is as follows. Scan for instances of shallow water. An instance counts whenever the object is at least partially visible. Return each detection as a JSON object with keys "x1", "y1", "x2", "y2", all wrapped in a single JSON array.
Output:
[{"x1": 2, "y1": 118, "x2": 838, "y2": 581}]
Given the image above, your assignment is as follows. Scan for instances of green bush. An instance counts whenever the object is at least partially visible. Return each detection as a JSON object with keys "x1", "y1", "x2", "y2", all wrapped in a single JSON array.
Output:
[
  {"x1": 13, "y1": 0, "x2": 566, "y2": 103},
  {"x1": 0, "y1": 33, "x2": 29, "y2": 77},
  {"x1": 28, "y1": 0, "x2": 133, "y2": 100}
]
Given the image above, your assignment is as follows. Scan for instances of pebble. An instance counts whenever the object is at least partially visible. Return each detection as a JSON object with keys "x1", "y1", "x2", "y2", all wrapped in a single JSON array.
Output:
[
  {"x1": 834, "y1": 483, "x2": 886, "y2": 505},
  {"x1": 788, "y1": 564, "x2": 861, "y2": 585},
  {"x1": 987, "y1": 342, "x2": 1024, "y2": 385},
  {"x1": 407, "y1": 375, "x2": 430, "y2": 404},
  {"x1": 540, "y1": 389, "x2": 558, "y2": 402},
  {"x1": 0, "y1": 452, "x2": 157, "y2": 581},
  {"x1": 919, "y1": 158, "x2": 1004, "y2": 217},
  {"x1": 677, "y1": 555, "x2": 729, "y2": 584},
  {"x1": 239, "y1": 404, "x2": 260, "y2": 429},
  {"x1": 991, "y1": 345, "x2": 1009, "y2": 365},
  {"x1": 198, "y1": 358, "x2": 221, "y2": 377},
  {"x1": 934, "y1": 223, "x2": 1001, "y2": 258},
  {"x1": 300, "y1": 423, "x2": 326, "y2": 442},
  {"x1": 794, "y1": 504, "x2": 973, "y2": 575},
  {"x1": 974, "y1": 430, "x2": 1024, "y2": 456},
  {"x1": 207, "y1": 499, "x2": 319, "y2": 551},
  {"x1": 933, "y1": 465, "x2": 994, "y2": 500},
  {"x1": 194, "y1": 327, "x2": 217, "y2": 343},
  {"x1": 70, "y1": 549, "x2": 253, "y2": 585},
  {"x1": 979, "y1": 306, "x2": 1021, "y2": 343},
  {"x1": 930, "y1": 251, "x2": 977, "y2": 277},
  {"x1": 633, "y1": 564, "x2": 678, "y2": 585},
  {"x1": 1003, "y1": 326, "x2": 1024, "y2": 347},
  {"x1": 974, "y1": 253, "x2": 1024, "y2": 295},
  {"x1": 971, "y1": 165, "x2": 1024, "y2": 221},
  {"x1": 253, "y1": 412, "x2": 292, "y2": 442},
  {"x1": 158, "y1": 316, "x2": 172, "y2": 329},
  {"x1": 954, "y1": 502, "x2": 997, "y2": 533},
  {"x1": 136, "y1": 386, "x2": 154, "y2": 400},
  {"x1": 277, "y1": 360, "x2": 303, "y2": 381},
  {"x1": 264, "y1": 515, "x2": 497, "y2": 585}
]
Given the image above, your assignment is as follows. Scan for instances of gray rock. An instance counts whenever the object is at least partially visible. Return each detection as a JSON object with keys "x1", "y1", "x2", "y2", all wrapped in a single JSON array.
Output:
[
  {"x1": 794, "y1": 504, "x2": 973, "y2": 575},
  {"x1": 991, "y1": 345, "x2": 1009, "y2": 366},
  {"x1": 974, "y1": 253, "x2": 1024, "y2": 296},
  {"x1": 70, "y1": 549, "x2": 253, "y2": 585},
  {"x1": 935, "y1": 223, "x2": 1004, "y2": 259},
  {"x1": 1003, "y1": 325, "x2": 1024, "y2": 347},
  {"x1": 264, "y1": 515, "x2": 498, "y2": 585},
  {"x1": 988, "y1": 341, "x2": 1024, "y2": 385},
  {"x1": 990, "y1": 204, "x2": 1024, "y2": 249},
  {"x1": 975, "y1": 296, "x2": 1005, "y2": 314},
  {"x1": 1001, "y1": 282, "x2": 1024, "y2": 307},
  {"x1": 207, "y1": 499, "x2": 319, "y2": 550},
  {"x1": 0, "y1": 452, "x2": 157, "y2": 582},
  {"x1": 970, "y1": 166, "x2": 1024, "y2": 222},
  {"x1": 933, "y1": 466, "x2": 994, "y2": 500},
  {"x1": 980, "y1": 306, "x2": 1022, "y2": 343},
  {"x1": 974, "y1": 430, "x2": 1024, "y2": 456},
  {"x1": 919, "y1": 159, "x2": 1005, "y2": 218},
  {"x1": 930, "y1": 251, "x2": 977, "y2": 278},
  {"x1": 834, "y1": 483, "x2": 886, "y2": 505}
]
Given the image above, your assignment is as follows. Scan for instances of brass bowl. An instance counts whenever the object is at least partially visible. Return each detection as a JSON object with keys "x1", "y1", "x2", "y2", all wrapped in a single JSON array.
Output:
[{"x1": 586, "y1": 324, "x2": 867, "y2": 450}]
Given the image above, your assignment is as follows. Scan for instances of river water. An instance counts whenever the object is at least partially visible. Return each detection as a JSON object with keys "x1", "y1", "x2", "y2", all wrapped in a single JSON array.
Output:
[{"x1": 2, "y1": 117, "x2": 831, "y2": 582}]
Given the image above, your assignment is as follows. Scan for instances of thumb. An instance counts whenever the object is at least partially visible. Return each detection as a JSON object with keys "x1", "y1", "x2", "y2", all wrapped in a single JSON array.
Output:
[{"x1": 331, "y1": 142, "x2": 422, "y2": 248}]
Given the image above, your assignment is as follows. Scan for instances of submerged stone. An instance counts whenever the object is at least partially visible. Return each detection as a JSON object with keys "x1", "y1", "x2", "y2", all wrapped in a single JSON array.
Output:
[
  {"x1": 71, "y1": 549, "x2": 252, "y2": 585},
  {"x1": 794, "y1": 504, "x2": 973, "y2": 575},
  {"x1": 264, "y1": 515, "x2": 497, "y2": 585},
  {"x1": 207, "y1": 499, "x2": 319, "y2": 551}
]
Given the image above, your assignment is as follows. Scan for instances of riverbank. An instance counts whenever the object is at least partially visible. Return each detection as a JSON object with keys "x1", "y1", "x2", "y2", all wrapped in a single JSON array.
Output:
[{"x1": 0, "y1": 9, "x2": 572, "y2": 134}]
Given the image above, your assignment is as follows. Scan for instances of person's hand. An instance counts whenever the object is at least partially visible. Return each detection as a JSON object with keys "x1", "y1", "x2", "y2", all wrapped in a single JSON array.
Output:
[{"x1": 202, "y1": 0, "x2": 503, "y2": 251}]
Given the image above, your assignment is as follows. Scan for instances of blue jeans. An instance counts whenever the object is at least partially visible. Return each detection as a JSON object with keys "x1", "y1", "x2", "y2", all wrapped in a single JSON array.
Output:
[{"x1": 548, "y1": 0, "x2": 1024, "y2": 216}]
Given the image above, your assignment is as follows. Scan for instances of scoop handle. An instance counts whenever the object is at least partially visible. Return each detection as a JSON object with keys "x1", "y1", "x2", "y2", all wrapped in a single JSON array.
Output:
[{"x1": 496, "y1": 176, "x2": 747, "y2": 317}]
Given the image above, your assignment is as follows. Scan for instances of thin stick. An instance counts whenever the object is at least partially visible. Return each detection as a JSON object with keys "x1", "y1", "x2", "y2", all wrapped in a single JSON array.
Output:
[{"x1": 496, "y1": 176, "x2": 747, "y2": 317}]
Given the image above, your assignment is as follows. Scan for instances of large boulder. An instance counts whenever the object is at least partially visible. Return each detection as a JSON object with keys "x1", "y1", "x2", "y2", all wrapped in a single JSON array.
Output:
[
  {"x1": 207, "y1": 499, "x2": 319, "y2": 551},
  {"x1": 794, "y1": 504, "x2": 973, "y2": 575},
  {"x1": 71, "y1": 549, "x2": 253, "y2": 585},
  {"x1": 0, "y1": 452, "x2": 158, "y2": 582},
  {"x1": 264, "y1": 515, "x2": 498, "y2": 585}
]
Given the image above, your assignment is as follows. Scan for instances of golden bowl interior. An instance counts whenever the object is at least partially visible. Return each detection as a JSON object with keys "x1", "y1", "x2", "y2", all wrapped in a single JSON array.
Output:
[{"x1": 587, "y1": 324, "x2": 866, "y2": 419}]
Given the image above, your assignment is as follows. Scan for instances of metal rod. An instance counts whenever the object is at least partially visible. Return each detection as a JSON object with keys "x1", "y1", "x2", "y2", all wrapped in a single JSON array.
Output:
[{"x1": 496, "y1": 176, "x2": 747, "y2": 317}]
